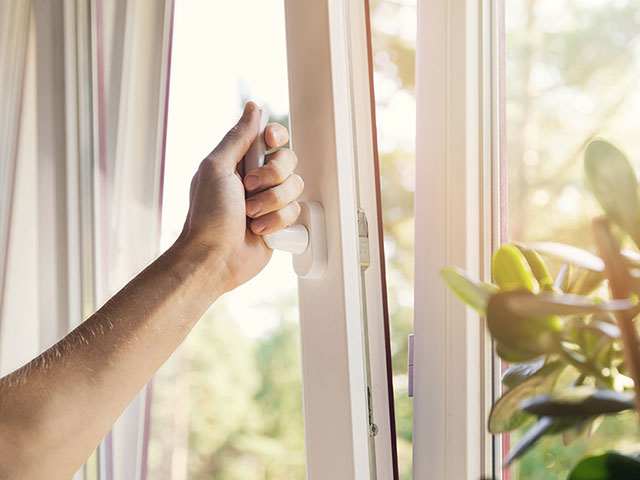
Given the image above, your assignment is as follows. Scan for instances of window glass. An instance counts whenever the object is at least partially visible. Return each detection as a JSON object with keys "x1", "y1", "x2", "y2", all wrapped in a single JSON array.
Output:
[
  {"x1": 369, "y1": 1, "x2": 416, "y2": 479},
  {"x1": 506, "y1": 0, "x2": 640, "y2": 477},
  {"x1": 147, "y1": 1, "x2": 305, "y2": 478}
]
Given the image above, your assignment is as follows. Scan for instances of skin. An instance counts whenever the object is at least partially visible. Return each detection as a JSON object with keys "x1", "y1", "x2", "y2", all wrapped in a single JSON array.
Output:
[{"x1": 0, "y1": 102, "x2": 304, "y2": 479}]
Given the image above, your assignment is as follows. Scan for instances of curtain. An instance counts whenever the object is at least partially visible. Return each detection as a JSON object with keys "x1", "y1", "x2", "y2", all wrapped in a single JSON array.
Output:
[
  {"x1": 0, "y1": 0, "x2": 32, "y2": 357},
  {"x1": 0, "y1": 0, "x2": 174, "y2": 478}
]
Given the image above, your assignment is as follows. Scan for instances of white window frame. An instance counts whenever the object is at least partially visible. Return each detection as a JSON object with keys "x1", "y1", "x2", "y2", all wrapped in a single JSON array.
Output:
[
  {"x1": 413, "y1": 0, "x2": 503, "y2": 478},
  {"x1": 284, "y1": 0, "x2": 397, "y2": 478}
]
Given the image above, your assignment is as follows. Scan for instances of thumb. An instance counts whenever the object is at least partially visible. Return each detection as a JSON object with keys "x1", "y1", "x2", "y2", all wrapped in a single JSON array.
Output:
[{"x1": 208, "y1": 102, "x2": 260, "y2": 168}]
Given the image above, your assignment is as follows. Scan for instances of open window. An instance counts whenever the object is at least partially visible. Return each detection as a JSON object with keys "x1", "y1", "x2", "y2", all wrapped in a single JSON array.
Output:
[
  {"x1": 150, "y1": 0, "x2": 400, "y2": 477},
  {"x1": 0, "y1": 0, "x2": 401, "y2": 478}
]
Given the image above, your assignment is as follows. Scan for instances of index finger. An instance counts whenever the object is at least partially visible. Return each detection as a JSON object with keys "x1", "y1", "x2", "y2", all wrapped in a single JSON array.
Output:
[{"x1": 265, "y1": 123, "x2": 289, "y2": 149}]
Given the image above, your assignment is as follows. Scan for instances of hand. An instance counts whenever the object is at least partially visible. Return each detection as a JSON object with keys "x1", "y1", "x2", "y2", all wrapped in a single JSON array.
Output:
[{"x1": 179, "y1": 102, "x2": 304, "y2": 292}]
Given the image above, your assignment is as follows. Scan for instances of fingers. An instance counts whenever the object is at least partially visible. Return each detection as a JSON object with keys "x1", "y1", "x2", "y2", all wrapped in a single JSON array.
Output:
[
  {"x1": 265, "y1": 123, "x2": 289, "y2": 149},
  {"x1": 245, "y1": 174, "x2": 304, "y2": 218},
  {"x1": 244, "y1": 148, "x2": 298, "y2": 192},
  {"x1": 250, "y1": 201, "x2": 302, "y2": 235},
  {"x1": 207, "y1": 102, "x2": 260, "y2": 169}
]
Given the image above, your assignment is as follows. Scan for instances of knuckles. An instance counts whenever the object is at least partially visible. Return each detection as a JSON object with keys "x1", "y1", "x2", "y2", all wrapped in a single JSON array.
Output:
[
  {"x1": 291, "y1": 174, "x2": 304, "y2": 193},
  {"x1": 290, "y1": 201, "x2": 302, "y2": 220},
  {"x1": 266, "y1": 124, "x2": 290, "y2": 147},
  {"x1": 224, "y1": 123, "x2": 252, "y2": 149},
  {"x1": 266, "y1": 149, "x2": 297, "y2": 181},
  {"x1": 267, "y1": 202, "x2": 302, "y2": 230},
  {"x1": 266, "y1": 187, "x2": 283, "y2": 207},
  {"x1": 264, "y1": 163, "x2": 287, "y2": 184}
]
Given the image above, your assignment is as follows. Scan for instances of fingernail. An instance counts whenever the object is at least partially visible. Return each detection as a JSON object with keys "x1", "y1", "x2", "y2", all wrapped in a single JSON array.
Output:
[
  {"x1": 245, "y1": 175, "x2": 262, "y2": 191},
  {"x1": 246, "y1": 199, "x2": 261, "y2": 216},
  {"x1": 252, "y1": 219, "x2": 266, "y2": 233}
]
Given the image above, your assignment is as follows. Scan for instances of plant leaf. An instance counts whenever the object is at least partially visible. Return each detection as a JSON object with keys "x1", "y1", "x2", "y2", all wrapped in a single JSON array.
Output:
[
  {"x1": 622, "y1": 249, "x2": 640, "y2": 268},
  {"x1": 441, "y1": 268, "x2": 493, "y2": 314},
  {"x1": 555, "y1": 262, "x2": 571, "y2": 291},
  {"x1": 566, "y1": 317, "x2": 619, "y2": 366},
  {"x1": 492, "y1": 245, "x2": 536, "y2": 292},
  {"x1": 584, "y1": 139, "x2": 640, "y2": 247},
  {"x1": 504, "y1": 416, "x2": 575, "y2": 466},
  {"x1": 495, "y1": 342, "x2": 543, "y2": 363},
  {"x1": 568, "y1": 452, "x2": 640, "y2": 480},
  {"x1": 501, "y1": 357, "x2": 546, "y2": 389},
  {"x1": 487, "y1": 292, "x2": 563, "y2": 357},
  {"x1": 568, "y1": 268, "x2": 606, "y2": 296},
  {"x1": 532, "y1": 242, "x2": 604, "y2": 272},
  {"x1": 502, "y1": 291, "x2": 636, "y2": 317},
  {"x1": 562, "y1": 416, "x2": 600, "y2": 447},
  {"x1": 488, "y1": 361, "x2": 564, "y2": 433},
  {"x1": 515, "y1": 244, "x2": 555, "y2": 291},
  {"x1": 575, "y1": 320, "x2": 621, "y2": 340},
  {"x1": 520, "y1": 386, "x2": 635, "y2": 417}
]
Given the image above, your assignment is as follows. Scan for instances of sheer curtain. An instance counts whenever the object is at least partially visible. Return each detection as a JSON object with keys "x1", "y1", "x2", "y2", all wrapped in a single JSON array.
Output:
[
  {"x1": 0, "y1": 0, "x2": 32, "y2": 357},
  {"x1": 0, "y1": 1, "x2": 174, "y2": 478}
]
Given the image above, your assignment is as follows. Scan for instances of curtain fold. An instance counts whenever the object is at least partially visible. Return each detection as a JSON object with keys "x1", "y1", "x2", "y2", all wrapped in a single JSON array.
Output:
[
  {"x1": 92, "y1": 0, "x2": 174, "y2": 478},
  {"x1": 0, "y1": 0, "x2": 174, "y2": 478},
  {"x1": 0, "y1": 0, "x2": 33, "y2": 355}
]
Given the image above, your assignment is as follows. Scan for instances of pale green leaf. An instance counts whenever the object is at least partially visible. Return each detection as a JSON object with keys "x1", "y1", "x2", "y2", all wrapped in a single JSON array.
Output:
[
  {"x1": 441, "y1": 268, "x2": 493, "y2": 314},
  {"x1": 584, "y1": 139, "x2": 640, "y2": 247},
  {"x1": 492, "y1": 245, "x2": 536, "y2": 292},
  {"x1": 488, "y1": 361, "x2": 564, "y2": 433}
]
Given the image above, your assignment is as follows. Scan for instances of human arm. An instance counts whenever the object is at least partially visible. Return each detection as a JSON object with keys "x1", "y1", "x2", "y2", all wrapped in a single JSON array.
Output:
[{"x1": 0, "y1": 102, "x2": 303, "y2": 478}]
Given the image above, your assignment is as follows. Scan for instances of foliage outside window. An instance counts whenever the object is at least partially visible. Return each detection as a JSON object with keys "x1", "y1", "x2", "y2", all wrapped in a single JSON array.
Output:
[{"x1": 505, "y1": 0, "x2": 640, "y2": 477}]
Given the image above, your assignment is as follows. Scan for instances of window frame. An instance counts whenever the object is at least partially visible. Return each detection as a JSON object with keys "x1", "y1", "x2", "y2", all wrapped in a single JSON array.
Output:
[
  {"x1": 284, "y1": 0, "x2": 398, "y2": 477},
  {"x1": 413, "y1": 0, "x2": 503, "y2": 478}
]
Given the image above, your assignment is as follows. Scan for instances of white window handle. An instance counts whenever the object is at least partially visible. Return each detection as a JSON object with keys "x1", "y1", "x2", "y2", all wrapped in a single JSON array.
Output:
[{"x1": 245, "y1": 108, "x2": 327, "y2": 278}]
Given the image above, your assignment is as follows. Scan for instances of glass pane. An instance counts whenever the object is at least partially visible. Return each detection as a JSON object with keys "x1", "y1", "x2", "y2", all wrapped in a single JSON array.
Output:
[
  {"x1": 147, "y1": 1, "x2": 305, "y2": 478},
  {"x1": 369, "y1": 1, "x2": 416, "y2": 479},
  {"x1": 506, "y1": 1, "x2": 640, "y2": 478}
]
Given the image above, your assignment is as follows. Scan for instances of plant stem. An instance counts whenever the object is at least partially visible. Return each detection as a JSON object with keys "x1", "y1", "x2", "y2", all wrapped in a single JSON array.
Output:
[
  {"x1": 555, "y1": 344, "x2": 612, "y2": 388},
  {"x1": 593, "y1": 218, "x2": 640, "y2": 416}
]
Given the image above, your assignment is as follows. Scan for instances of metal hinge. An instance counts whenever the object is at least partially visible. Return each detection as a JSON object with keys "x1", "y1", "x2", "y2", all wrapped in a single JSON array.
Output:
[
  {"x1": 358, "y1": 208, "x2": 371, "y2": 272},
  {"x1": 367, "y1": 386, "x2": 379, "y2": 437},
  {"x1": 408, "y1": 333, "x2": 414, "y2": 398}
]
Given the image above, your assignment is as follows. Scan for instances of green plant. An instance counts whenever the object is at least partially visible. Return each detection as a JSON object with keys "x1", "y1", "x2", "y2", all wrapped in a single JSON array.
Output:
[{"x1": 443, "y1": 140, "x2": 640, "y2": 478}]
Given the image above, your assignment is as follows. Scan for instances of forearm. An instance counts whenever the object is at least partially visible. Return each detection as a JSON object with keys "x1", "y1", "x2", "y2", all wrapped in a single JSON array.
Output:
[{"x1": 0, "y1": 238, "x2": 225, "y2": 478}]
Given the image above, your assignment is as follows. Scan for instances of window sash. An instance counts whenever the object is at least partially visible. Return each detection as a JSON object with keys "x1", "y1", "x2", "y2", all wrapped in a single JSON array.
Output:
[
  {"x1": 413, "y1": 0, "x2": 502, "y2": 478},
  {"x1": 284, "y1": 0, "x2": 397, "y2": 477}
]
